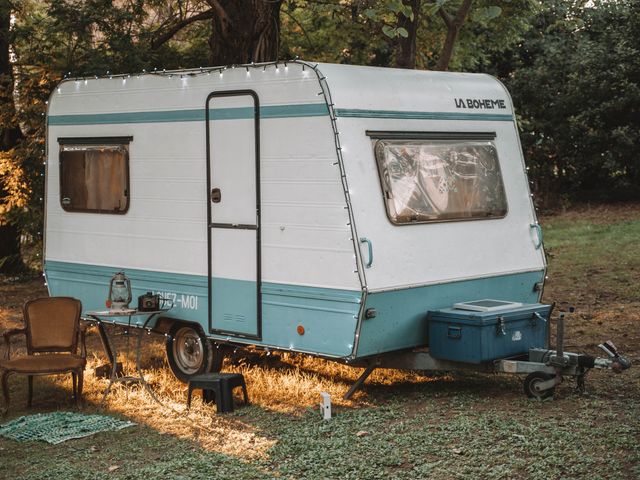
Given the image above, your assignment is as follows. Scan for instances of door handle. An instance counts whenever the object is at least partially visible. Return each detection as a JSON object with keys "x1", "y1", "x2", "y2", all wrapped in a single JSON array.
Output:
[
  {"x1": 530, "y1": 222, "x2": 543, "y2": 249},
  {"x1": 210, "y1": 188, "x2": 221, "y2": 203},
  {"x1": 360, "y1": 237, "x2": 373, "y2": 268}
]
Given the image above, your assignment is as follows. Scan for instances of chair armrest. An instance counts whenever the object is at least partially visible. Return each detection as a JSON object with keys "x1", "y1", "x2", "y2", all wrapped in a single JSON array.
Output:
[{"x1": 2, "y1": 328, "x2": 26, "y2": 360}]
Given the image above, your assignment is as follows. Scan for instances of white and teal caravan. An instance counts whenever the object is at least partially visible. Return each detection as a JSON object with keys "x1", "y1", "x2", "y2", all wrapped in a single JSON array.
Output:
[{"x1": 44, "y1": 61, "x2": 547, "y2": 384}]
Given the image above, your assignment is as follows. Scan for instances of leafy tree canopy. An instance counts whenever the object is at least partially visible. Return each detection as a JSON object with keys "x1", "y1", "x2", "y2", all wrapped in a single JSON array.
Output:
[
  {"x1": 0, "y1": 0, "x2": 637, "y2": 271},
  {"x1": 492, "y1": 0, "x2": 640, "y2": 203}
]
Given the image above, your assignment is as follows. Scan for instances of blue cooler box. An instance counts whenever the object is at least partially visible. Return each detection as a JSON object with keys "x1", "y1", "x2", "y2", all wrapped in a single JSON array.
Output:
[{"x1": 428, "y1": 303, "x2": 551, "y2": 364}]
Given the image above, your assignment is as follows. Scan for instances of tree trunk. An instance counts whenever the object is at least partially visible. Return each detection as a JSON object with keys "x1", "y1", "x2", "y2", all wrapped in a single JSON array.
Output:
[
  {"x1": 0, "y1": 223, "x2": 22, "y2": 272},
  {"x1": 0, "y1": 0, "x2": 19, "y2": 150},
  {"x1": 209, "y1": 0, "x2": 283, "y2": 65},
  {"x1": 395, "y1": 0, "x2": 421, "y2": 69},
  {"x1": 0, "y1": 0, "x2": 25, "y2": 273},
  {"x1": 435, "y1": 0, "x2": 473, "y2": 71}
]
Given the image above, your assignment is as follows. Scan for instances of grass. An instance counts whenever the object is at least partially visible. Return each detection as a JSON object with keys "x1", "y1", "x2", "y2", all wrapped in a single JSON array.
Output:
[
  {"x1": 544, "y1": 217, "x2": 640, "y2": 305},
  {"x1": 1, "y1": 203, "x2": 639, "y2": 479}
]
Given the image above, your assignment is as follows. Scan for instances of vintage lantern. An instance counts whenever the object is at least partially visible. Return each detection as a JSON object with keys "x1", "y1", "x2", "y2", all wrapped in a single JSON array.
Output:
[{"x1": 106, "y1": 271, "x2": 132, "y2": 310}]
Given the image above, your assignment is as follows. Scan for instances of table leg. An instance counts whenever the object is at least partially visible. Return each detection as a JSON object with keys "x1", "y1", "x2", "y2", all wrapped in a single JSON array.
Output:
[
  {"x1": 101, "y1": 324, "x2": 119, "y2": 404},
  {"x1": 97, "y1": 321, "x2": 116, "y2": 366},
  {"x1": 134, "y1": 316, "x2": 165, "y2": 406},
  {"x1": 91, "y1": 312, "x2": 166, "y2": 407}
]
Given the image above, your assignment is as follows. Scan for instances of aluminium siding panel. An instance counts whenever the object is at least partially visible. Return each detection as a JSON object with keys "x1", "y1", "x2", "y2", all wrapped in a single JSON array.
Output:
[{"x1": 46, "y1": 64, "x2": 360, "y2": 291}]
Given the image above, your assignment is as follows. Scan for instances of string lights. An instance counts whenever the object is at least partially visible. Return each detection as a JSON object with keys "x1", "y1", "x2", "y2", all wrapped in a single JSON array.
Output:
[
  {"x1": 49, "y1": 58, "x2": 368, "y2": 357},
  {"x1": 53, "y1": 56, "x2": 363, "y2": 281}
]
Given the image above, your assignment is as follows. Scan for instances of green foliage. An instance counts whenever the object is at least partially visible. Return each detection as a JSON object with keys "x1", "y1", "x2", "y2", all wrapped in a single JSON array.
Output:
[
  {"x1": 383, "y1": 25, "x2": 408, "y2": 38},
  {"x1": 443, "y1": 0, "x2": 538, "y2": 71},
  {"x1": 472, "y1": 5, "x2": 502, "y2": 21},
  {"x1": 281, "y1": 1, "x2": 537, "y2": 70},
  {"x1": 280, "y1": 1, "x2": 393, "y2": 65},
  {"x1": 493, "y1": 0, "x2": 640, "y2": 204}
]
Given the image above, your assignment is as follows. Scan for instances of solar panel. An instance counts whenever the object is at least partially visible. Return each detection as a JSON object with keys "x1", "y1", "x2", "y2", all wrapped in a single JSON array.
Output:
[{"x1": 453, "y1": 299, "x2": 524, "y2": 312}]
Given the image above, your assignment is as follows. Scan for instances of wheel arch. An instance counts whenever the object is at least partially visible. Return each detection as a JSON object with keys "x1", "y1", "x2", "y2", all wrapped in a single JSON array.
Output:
[{"x1": 154, "y1": 316, "x2": 209, "y2": 338}]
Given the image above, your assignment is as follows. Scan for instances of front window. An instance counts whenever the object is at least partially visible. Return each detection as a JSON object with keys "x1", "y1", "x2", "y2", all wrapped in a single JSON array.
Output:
[
  {"x1": 373, "y1": 135, "x2": 507, "y2": 224},
  {"x1": 58, "y1": 137, "x2": 131, "y2": 214}
]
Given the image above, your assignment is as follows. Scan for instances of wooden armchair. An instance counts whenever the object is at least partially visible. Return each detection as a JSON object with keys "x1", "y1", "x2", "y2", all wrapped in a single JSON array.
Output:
[{"x1": 0, "y1": 297, "x2": 86, "y2": 411}]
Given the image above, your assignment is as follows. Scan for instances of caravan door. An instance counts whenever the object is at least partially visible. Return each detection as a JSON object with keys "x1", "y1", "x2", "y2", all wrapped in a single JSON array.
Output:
[{"x1": 206, "y1": 90, "x2": 261, "y2": 339}]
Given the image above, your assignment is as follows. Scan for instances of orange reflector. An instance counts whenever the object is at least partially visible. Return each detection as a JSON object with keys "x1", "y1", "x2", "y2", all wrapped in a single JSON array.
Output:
[{"x1": 297, "y1": 325, "x2": 305, "y2": 335}]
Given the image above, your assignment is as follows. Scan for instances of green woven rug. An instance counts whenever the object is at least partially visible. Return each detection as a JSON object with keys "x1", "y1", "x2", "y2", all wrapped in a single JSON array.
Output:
[{"x1": 0, "y1": 412, "x2": 135, "y2": 444}]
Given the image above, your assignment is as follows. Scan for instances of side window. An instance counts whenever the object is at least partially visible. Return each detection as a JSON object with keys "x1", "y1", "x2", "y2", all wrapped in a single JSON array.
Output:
[
  {"x1": 58, "y1": 137, "x2": 131, "y2": 214},
  {"x1": 371, "y1": 132, "x2": 508, "y2": 224}
]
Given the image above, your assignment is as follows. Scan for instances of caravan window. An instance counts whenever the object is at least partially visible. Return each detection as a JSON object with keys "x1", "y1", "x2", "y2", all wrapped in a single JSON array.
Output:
[
  {"x1": 372, "y1": 135, "x2": 507, "y2": 224},
  {"x1": 58, "y1": 138, "x2": 131, "y2": 214}
]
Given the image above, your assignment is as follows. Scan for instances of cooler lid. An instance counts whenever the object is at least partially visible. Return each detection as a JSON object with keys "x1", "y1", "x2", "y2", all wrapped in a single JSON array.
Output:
[{"x1": 428, "y1": 302, "x2": 551, "y2": 325}]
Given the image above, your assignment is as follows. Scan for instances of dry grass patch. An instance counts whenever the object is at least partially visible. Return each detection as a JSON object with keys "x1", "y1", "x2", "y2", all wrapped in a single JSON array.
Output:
[{"x1": 2, "y1": 311, "x2": 435, "y2": 458}]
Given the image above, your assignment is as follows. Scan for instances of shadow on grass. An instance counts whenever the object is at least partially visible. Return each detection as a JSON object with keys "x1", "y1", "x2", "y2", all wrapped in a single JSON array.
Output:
[{"x1": 0, "y1": 372, "x2": 283, "y2": 479}]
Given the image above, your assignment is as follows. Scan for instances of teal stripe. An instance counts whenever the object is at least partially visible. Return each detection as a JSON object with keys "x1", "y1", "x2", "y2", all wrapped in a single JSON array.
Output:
[
  {"x1": 44, "y1": 260, "x2": 207, "y2": 289},
  {"x1": 48, "y1": 103, "x2": 329, "y2": 126},
  {"x1": 335, "y1": 108, "x2": 513, "y2": 122},
  {"x1": 44, "y1": 259, "x2": 544, "y2": 359},
  {"x1": 44, "y1": 259, "x2": 361, "y2": 357},
  {"x1": 50, "y1": 110, "x2": 202, "y2": 125},
  {"x1": 43, "y1": 260, "x2": 360, "y2": 305}
]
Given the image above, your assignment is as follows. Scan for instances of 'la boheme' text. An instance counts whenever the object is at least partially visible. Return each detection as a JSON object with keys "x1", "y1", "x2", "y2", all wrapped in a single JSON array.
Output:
[{"x1": 455, "y1": 98, "x2": 507, "y2": 109}]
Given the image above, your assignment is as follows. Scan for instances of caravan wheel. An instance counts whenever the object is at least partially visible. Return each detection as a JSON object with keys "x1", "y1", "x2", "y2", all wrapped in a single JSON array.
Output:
[{"x1": 166, "y1": 324, "x2": 212, "y2": 383}]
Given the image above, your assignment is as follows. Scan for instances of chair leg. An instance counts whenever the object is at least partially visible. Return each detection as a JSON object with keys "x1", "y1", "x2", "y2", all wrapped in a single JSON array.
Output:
[
  {"x1": 241, "y1": 383, "x2": 249, "y2": 405},
  {"x1": 76, "y1": 371, "x2": 84, "y2": 407},
  {"x1": 186, "y1": 385, "x2": 194, "y2": 409},
  {"x1": 72, "y1": 373, "x2": 77, "y2": 400},
  {"x1": 1, "y1": 371, "x2": 10, "y2": 412},
  {"x1": 27, "y1": 376, "x2": 33, "y2": 408}
]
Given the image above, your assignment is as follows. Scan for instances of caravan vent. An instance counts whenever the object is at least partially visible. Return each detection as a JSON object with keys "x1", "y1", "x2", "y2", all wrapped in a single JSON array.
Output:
[
  {"x1": 453, "y1": 299, "x2": 523, "y2": 312},
  {"x1": 223, "y1": 313, "x2": 246, "y2": 324}
]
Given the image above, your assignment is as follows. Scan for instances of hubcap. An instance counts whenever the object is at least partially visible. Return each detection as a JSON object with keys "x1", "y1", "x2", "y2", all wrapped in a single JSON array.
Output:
[{"x1": 172, "y1": 327, "x2": 204, "y2": 374}]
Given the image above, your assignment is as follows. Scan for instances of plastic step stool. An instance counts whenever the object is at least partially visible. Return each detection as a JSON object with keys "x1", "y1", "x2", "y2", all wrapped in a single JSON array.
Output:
[{"x1": 187, "y1": 373, "x2": 249, "y2": 413}]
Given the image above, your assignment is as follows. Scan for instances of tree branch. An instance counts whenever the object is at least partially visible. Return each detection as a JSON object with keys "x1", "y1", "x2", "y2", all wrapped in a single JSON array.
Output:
[
  {"x1": 283, "y1": 9, "x2": 314, "y2": 50},
  {"x1": 438, "y1": 5, "x2": 454, "y2": 29},
  {"x1": 454, "y1": 0, "x2": 473, "y2": 26},
  {"x1": 435, "y1": 0, "x2": 473, "y2": 71},
  {"x1": 151, "y1": 9, "x2": 216, "y2": 49},
  {"x1": 395, "y1": 0, "x2": 421, "y2": 69}
]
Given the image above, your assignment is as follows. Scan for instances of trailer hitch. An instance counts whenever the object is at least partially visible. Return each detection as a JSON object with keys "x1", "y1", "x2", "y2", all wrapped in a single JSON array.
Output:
[
  {"x1": 521, "y1": 344, "x2": 632, "y2": 398},
  {"x1": 502, "y1": 306, "x2": 632, "y2": 399},
  {"x1": 596, "y1": 340, "x2": 632, "y2": 373}
]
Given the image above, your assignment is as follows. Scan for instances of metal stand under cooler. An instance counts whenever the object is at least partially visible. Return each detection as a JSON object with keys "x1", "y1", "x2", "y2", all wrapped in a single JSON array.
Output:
[{"x1": 428, "y1": 302, "x2": 552, "y2": 363}]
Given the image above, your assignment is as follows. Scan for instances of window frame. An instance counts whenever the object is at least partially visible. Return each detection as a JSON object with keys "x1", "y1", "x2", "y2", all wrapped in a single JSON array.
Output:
[
  {"x1": 57, "y1": 136, "x2": 132, "y2": 215},
  {"x1": 368, "y1": 131, "x2": 509, "y2": 226}
]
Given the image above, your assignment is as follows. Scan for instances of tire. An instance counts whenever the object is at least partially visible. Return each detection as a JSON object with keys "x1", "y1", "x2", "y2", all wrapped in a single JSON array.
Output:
[
  {"x1": 166, "y1": 324, "x2": 212, "y2": 383},
  {"x1": 523, "y1": 371, "x2": 556, "y2": 399}
]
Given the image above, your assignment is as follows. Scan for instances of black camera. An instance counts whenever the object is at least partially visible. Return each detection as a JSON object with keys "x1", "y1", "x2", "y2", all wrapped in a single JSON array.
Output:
[{"x1": 138, "y1": 292, "x2": 161, "y2": 311}]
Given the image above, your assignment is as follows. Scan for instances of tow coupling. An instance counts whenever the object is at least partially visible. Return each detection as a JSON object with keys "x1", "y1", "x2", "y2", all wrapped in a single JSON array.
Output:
[{"x1": 496, "y1": 308, "x2": 632, "y2": 399}]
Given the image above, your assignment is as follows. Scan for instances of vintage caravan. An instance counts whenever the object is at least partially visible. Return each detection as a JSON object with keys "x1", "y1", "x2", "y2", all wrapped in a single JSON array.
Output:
[{"x1": 44, "y1": 61, "x2": 550, "y2": 388}]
